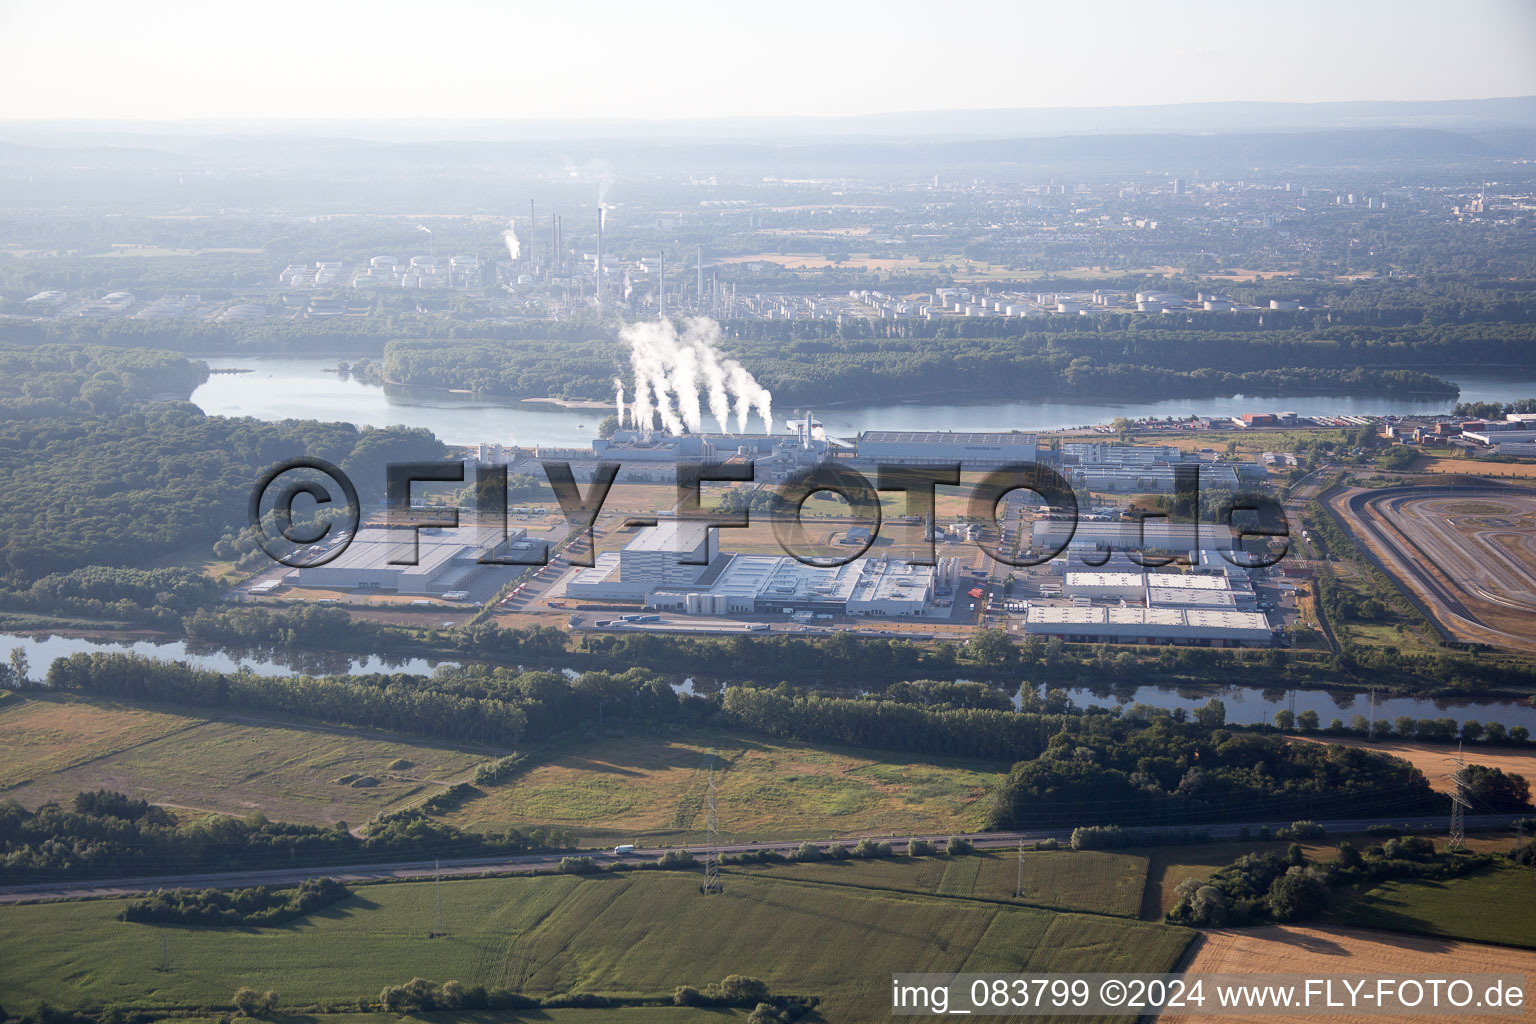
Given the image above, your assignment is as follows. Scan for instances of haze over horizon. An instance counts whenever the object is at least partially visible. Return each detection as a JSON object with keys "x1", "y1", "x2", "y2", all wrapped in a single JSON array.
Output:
[{"x1": 3, "y1": 0, "x2": 1535, "y2": 124}]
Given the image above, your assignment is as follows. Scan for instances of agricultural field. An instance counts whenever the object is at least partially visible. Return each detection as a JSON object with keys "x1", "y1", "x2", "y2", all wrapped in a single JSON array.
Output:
[
  {"x1": 1165, "y1": 924, "x2": 1536, "y2": 1024},
  {"x1": 0, "y1": 868, "x2": 1195, "y2": 1024},
  {"x1": 727, "y1": 848, "x2": 1150, "y2": 918},
  {"x1": 438, "y1": 731, "x2": 1006, "y2": 843},
  {"x1": 0, "y1": 695, "x2": 487, "y2": 825},
  {"x1": 1331, "y1": 865, "x2": 1536, "y2": 949}
]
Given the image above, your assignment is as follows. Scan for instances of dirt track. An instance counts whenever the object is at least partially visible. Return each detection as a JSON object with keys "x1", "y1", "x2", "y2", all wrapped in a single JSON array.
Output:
[{"x1": 1329, "y1": 483, "x2": 1536, "y2": 653}]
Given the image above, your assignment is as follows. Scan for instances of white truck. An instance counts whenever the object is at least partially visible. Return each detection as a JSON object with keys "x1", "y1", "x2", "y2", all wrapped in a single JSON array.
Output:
[{"x1": 612, "y1": 844, "x2": 636, "y2": 856}]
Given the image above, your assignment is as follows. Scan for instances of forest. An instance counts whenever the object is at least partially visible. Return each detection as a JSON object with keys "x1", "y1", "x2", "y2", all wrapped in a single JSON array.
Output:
[{"x1": 984, "y1": 715, "x2": 1444, "y2": 829}]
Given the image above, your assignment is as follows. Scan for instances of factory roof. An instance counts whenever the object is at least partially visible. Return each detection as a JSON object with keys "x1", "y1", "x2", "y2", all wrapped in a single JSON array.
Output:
[
  {"x1": 859, "y1": 430, "x2": 1038, "y2": 446},
  {"x1": 1147, "y1": 587, "x2": 1238, "y2": 608},
  {"x1": 1144, "y1": 572, "x2": 1229, "y2": 590},
  {"x1": 625, "y1": 520, "x2": 714, "y2": 554},
  {"x1": 1063, "y1": 571, "x2": 1145, "y2": 589}
]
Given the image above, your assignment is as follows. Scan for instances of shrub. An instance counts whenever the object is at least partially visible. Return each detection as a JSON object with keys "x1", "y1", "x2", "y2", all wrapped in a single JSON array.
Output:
[
  {"x1": 656, "y1": 850, "x2": 698, "y2": 870},
  {"x1": 945, "y1": 836, "x2": 974, "y2": 856},
  {"x1": 793, "y1": 841, "x2": 823, "y2": 862},
  {"x1": 907, "y1": 838, "x2": 935, "y2": 857},
  {"x1": 557, "y1": 856, "x2": 599, "y2": 874}
]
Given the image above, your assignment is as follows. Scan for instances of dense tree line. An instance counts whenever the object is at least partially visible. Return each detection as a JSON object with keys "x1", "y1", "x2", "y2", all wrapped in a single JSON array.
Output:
[
  {"x1": 985, "y1": 717, "x2": 1441, "y2": 829},
  {"x1": 46, "y1": 653, "x2": 532, "y2": 746},
  {"x1": 0, "y1": 344, "x2": 207, "y2": 419},
  {"x1": 0, "y1": 790, "x2": 571, "y2": 883},
  {"x1": 1167, "y1": 836, "x2": 1505, "y2": 927},
  {"x1": 377, "y1": 331, "x2": 1465, "y2": 408},
  {"x1": 119, "y1": 877, "x2": 350, "y2": 927},
  {"x1": 0, "y1": 404, "x2": 445, "y2": 584},
  {"x1": 4, "y1": 566, "x2": 222, "y2": 628},
  {"x1": 720, "y1": 686, "x2": 1080, "y2": 761}
]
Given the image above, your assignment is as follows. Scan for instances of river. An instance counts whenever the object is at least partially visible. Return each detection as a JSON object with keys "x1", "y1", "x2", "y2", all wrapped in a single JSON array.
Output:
[
  {"x1": 6, "y1": 631, "x2": 1533, "y2": 730},
  {"x1": 190, "y1": 356, "x2": 1536, "y2": 448}
]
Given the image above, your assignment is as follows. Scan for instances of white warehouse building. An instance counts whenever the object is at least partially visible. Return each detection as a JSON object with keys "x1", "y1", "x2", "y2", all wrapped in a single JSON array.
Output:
[{"x1": 1023, "y1": 605, "x2": 1271, "y2": 647}]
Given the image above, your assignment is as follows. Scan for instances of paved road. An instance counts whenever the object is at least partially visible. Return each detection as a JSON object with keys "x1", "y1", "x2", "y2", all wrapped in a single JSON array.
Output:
[{"x1": 0, "y1": 814, "x2": 1516, "y2": 904}]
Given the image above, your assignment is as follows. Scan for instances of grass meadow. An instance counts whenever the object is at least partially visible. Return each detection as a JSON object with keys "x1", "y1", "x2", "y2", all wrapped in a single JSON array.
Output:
[
  {"x1": 441, "y1": 730, "x2": 1006, "y2": 842},
  {"x1": 0, "y1": 694, "x2": 486, "y2": 825},
  {"x1": 0, "y1": 869, "x2": 1193, "y2": 1024}
]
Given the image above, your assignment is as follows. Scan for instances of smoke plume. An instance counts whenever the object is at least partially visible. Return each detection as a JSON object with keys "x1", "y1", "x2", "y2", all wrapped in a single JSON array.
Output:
[
  {"x1": 502, "y1": 218, "x2": 520, "y2": 262},
  {"x1": 621, "y1": 317, "x2": 772, "y2": 436}
]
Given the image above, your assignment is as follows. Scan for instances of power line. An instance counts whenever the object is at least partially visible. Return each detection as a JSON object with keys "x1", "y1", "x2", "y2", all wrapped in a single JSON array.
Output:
[
  {"x1": 701, "y1": 763, "x2": 723, "y2": 896},
  {"x1": 1448, "y1": 742, "x2": 1469, "y2": 852},
  {"x1": 1014, "y1": 839, "x2": 1026, "y2": 899}
]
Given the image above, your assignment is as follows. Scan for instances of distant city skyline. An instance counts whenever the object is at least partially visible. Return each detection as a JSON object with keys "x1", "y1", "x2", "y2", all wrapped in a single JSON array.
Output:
[{"x1": 2, "y1": 0, "x2": 1535, "y2": 123}]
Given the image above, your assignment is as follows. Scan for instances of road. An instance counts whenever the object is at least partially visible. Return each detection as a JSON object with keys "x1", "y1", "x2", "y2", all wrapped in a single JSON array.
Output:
[{"x1": 0, "y1": 814, "x2": 1515, "y2": 905}]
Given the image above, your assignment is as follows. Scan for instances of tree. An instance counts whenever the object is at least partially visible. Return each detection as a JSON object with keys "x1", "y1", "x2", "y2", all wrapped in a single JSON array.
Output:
[
  {"x1": 1193, "y1": 697, "x2": 1227, "y2": 729},
  {"x1": 597, "y1": 414, "x2": 620, "y2": 439},
  {"x1": 8, "y1": 648, "x2": 28, "y2": 687},
  {"x1": 1462, "y1": 766, "x2": 1532, "y2": 813},
  {"x1": 965, "y1": 628, "x2": 1015, "y2": 668},
  {"x1": 1297, "y1": 709, "x2": 1321, "y2": 732},
  {"x1": 232, "y1": 989, "x2": 260, "y2": 1017},
  {"x1": 1190, "y1": 884, "x2": 1228, "y2": 926},
  {"x1": 1273, "y1": 709, "x2": 1295, "y2": 731},
  {"x1": 1266, "y1": 868, "x2": 1328, "y2": 922}
]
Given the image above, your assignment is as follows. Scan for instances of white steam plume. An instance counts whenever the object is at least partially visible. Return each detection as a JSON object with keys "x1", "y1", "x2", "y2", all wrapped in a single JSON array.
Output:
[
  {"x1": 613, "y1": 377, "x2": 626, "y2": 426},
  {"x1": 502, "y1": 218, "x2": 520, "y2": 261},
  {"x1": 619, "y1": 317, "x2": 772, "y2": 436}
]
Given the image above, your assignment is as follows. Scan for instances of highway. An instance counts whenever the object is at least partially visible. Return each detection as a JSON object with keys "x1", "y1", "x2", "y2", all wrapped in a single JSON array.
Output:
[{"x1": 0, "y1": 813, "x2": 1515, "y2": 905}]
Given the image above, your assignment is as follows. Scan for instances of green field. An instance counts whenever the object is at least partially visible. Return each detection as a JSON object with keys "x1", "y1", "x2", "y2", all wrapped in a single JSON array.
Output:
[
  {"x1": 0, "y1": 869, "x2": 1193, "y2": 1024},
  {"x1": 728, "y1": 849, "x2": 1149, "y2": 918},
  {"x1": 441, "y1": 731, "x2": 1006, "y2": 842},
  {"x1": 1332, "y1": 864, "x2": 1536, "y2": 949},
  {"x1": 0, "y1": 695, "x2": 487, "y2": 825}
]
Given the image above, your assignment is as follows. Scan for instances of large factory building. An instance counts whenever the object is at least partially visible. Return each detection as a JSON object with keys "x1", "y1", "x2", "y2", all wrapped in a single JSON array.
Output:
[
  {"x1": 1023, "y1": 605, "x2": 1271, "y2": 646},
  {"x1": 564, "y1": 520, "x2": 940, "y2": 618},
  {"x1": 855, "y1": 430, "x2": 1039, "y2": 466},
  {"x1": 286, "y1": 525, "x2": 539, "y2": 595}
]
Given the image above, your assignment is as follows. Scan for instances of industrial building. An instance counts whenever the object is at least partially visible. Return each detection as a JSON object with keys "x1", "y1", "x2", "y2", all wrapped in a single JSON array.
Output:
[
  {"x1": 1059, "y1": 443, "x2": 1240, "y2": 493},
  {"x1": 1023, "y1": 605, "x2": 1271, "y2": 646},
  {"x1": 1032, "y1": 519, "x2": 1247, "y2": 560},
  {"x1": 855, "y1": 430, "x2": 1039, "y2": 466},
  {"x1": 564, "y1": 520, "x2": 942, "y2": 618},
  {"x1": 286, "y1": 525, "x2": 539, "y2": 595},
  {"x1": 1061, "y1": 569, "x2": 1253, "y2": 610}
]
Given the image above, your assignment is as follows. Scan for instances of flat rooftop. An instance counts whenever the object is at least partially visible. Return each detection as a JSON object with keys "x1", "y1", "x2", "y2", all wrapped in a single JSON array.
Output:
[
  {"x1": 625, "y1": 520, "x2": 714, "y2": 553},
  {"x1": 860, "y1": 430, "x2": 1038, "y2": 446}
]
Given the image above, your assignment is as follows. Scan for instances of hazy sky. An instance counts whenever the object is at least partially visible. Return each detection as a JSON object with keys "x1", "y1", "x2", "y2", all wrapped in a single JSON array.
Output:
[{"x1": 3, "y1": 0, "x2": 1535, "y2": 122}]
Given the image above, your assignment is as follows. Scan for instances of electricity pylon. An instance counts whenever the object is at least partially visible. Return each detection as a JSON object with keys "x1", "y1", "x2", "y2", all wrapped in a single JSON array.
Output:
[
  {"x1": 1449, "y1": 742, "x2": 1469, "y2": 852},
  {"x1": 701, "y1": 773, "x2": 724, "y2": 895}
]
